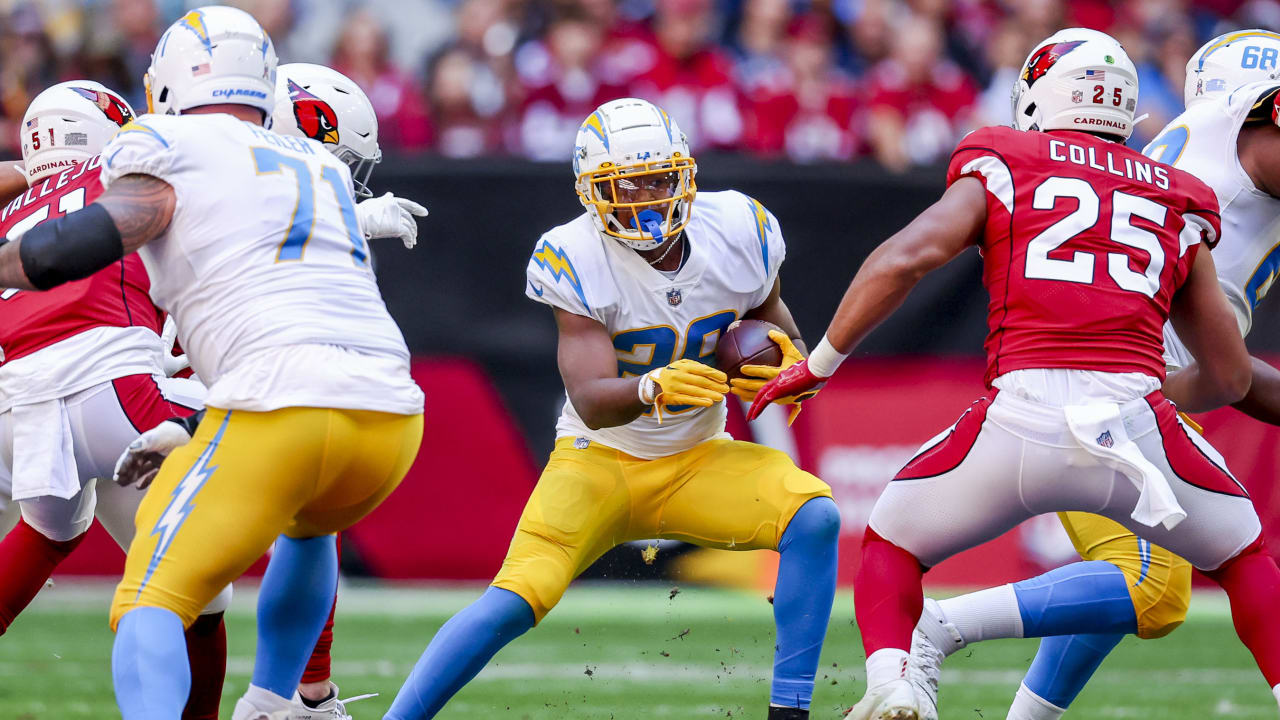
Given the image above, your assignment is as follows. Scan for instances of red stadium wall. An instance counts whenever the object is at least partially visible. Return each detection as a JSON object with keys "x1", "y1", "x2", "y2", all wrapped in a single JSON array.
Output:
[{"x1": 53, "y1": 356, "x2": 1280, "y2": 588}]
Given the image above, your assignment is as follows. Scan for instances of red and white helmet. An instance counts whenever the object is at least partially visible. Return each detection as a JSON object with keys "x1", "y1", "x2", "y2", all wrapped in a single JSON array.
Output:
[
  {"x1": 21, "y1": 80, "x2": 135, "y2": 184},
  {"x1": 271, "y1": 63, "x2": 381, "y2": 197},
  {"x1": 1012, "y1": 28, "x2": 1139, "y2": 141}
]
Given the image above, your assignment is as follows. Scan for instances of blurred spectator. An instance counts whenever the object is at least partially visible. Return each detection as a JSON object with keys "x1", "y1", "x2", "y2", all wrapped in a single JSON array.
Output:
[
  {"x1": 864, "y1": 14, "x2": 976, "y2": 172},
  {"x1": 747, "y1": 16, "x2": 861, "y2": 161},
  {"x1": 972, "y1": 20, "x2": 1029, "y2": 129},
  {"x1": 430, "y1": 48, "x2": 507, "y2": 158},
  {"x1": 731, "y1": 0, "x2": 793, "y2": 96},
  {"x1": 515, "y1": 9, "x2": 627, "y2": 161},
  {"x1": 1131, "y1": 18, "x2": 1199, "y2": 145},
  {"x1": 631, "y1": 0, "x2": 745, "y2": 151},
  {"x1": 839, "y1": 0, "x2": 893, "y2": 76},
  {"x1": 0, "y1": 5, "x2": 62, "y2": 155},
  {"x1": 332, "y1": 8, "x2": 433, "y2": 151}
]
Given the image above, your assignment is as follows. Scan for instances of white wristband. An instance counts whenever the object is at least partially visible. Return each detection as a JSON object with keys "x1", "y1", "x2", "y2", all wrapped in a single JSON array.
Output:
[
  {"x1": 638, "y1": 371, "x2": 659, "y2": 405},
  {"x1": 806, "y1": 335, "x2": 849, "y2": 378}
]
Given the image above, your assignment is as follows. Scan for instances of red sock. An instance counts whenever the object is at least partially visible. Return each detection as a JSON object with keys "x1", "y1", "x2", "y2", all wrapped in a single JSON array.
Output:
[
  {"x1": 181, "y1": 612, "x2": 227, "y2": 720},
  {"x1": 0, "y1": 519, "x2": 84, "y2": 634},
  {"x1": 1203, "y1": 537, "x2": 1280, "y2": 687},
  {"x1": 854, "y1": 528, "x2": 924, "y2": 656},
  {"x1": 302, "y1": 534, "x2": 341, "y2": 685}
]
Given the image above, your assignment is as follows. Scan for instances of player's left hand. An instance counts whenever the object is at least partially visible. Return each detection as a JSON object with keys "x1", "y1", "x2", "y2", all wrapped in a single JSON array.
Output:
[
  {"x1": 733, "y1": 330, "x2": 820, "y2": 424},
  {"x1": 356, "y1": 192, "x2": 429, "y2": 249},
  {"x1": 113, "y1": 420, "x2": 192, "y2": 489},
  {"x1": 746, "y1": 357, "x2": 824, "y2": 424}
]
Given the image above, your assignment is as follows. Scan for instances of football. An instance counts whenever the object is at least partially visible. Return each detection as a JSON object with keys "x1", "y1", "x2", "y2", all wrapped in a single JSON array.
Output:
[{"x1": 715, "y1": 319, "x2": 784, "y2": 380}]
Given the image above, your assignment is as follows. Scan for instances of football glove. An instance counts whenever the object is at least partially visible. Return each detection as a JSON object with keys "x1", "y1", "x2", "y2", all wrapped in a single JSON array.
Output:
[
  {"x1": 731, "y1": 330, "x2": 819, "y2": 424},
  {"x1": 113, "y1": 414, "x2": 200, "y2": 489},
  {"x1": 356, "y1": 192, "x2": 429, "y2": 249},
  {"x1": 640, "y1": 359, "x2": 729, "y2": 422},
  {"x1": 746, "y1": 358, "x2": 824, "y2": 423},
  {"x1": 160, "y1": 316, "x2": 190, "y2": 377}
]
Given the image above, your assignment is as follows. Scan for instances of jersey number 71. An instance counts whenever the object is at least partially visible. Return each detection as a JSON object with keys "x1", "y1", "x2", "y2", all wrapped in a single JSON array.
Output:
[{"x1": 251, "y1": 147, "x2": 367, "y2": 265}]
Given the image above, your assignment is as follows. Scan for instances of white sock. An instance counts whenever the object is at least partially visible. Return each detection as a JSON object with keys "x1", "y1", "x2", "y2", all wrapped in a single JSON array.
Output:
[
  {"x1": 242, "y1": 684, "x2": 292, "y2": 712},
  {"x1": 865, "y1": 648, "x2": 910, "y2": 689},
  {"x1": 937, "y1": 584, "x2": 1024, "y2": 645},
  {"x1": 1273, "y1": 683, "x2": 1280, "y2": 707},
  {"x1": 1007, "y1": 682, "x2": 1066, "y2": 720}
]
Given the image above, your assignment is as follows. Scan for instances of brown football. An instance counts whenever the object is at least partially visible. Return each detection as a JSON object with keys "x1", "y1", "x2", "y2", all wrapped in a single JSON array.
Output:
[{"x1": 716, "y1": 319, "x2": 784, "y2": 381}]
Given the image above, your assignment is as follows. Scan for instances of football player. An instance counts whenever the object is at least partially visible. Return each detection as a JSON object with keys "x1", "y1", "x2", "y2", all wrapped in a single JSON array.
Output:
[
  {"x1": 382, "y1": 97, "x2": 840, "y2": 720},
  {"x1": 0, "y1": 7, "x2": 425, "y2": 720},
  {"x1": 0, "y1": 80, "x2": 231, "y2": 720},
  {"x1": 749, "y1": 28, "x2": 1280, "y2": 720},
  {"x1": 897, "y1": 30, "x2": 1280, "y2": 720}
]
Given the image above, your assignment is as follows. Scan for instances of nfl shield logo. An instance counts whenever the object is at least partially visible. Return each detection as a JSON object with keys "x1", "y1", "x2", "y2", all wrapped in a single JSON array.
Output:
[
  {"x1": 667, "y1": 288, "x2": 683, "y2": 306},
  {"x1": 1071, "y1": 89, "x2": 1083, "y2": 104},
  {"x1": 1096, "y1": 430, "x2": 1114, "y2": 449},
  {"x1": 574, "y1": 437, "x2": 590, "y2": 450}
]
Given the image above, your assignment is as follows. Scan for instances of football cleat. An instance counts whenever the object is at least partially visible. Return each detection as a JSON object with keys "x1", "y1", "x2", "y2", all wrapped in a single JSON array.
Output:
[
  {"x1": 843, "y1": 678, "x2": 920, "y2": 720},
  {"x1": 908, "y1": 598, "x2": 964, "y2": 720},
  {"x1": 230, "y1": 698, "x2": 292, "y2": 720},
  {"x1": 289, "y1": 685, "x2": 377, "y2": 720}
]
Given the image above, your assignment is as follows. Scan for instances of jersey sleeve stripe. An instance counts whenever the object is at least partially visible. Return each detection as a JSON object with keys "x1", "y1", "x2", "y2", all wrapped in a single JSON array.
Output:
[
  {"x1": 115, "y1": 121, "x2": 171, "y2": 149},
  {"x1": 531, "y1": 240, "x2": 591, "y2": 312},
  {"x1": 959, "y1": 155, "x2": 1014, "y2": 214},
  {"x1": 748, "y1": 196, "x2": 771, "y2": 276}
]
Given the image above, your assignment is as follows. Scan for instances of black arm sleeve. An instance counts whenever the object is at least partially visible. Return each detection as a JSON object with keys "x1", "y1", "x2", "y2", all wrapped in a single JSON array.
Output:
[
  {"x1": 17, "y1": 203, "x2": 124, "y2": 290},
  {"x1": 165, "y1": 409, "x2": 206, "y2": 437}
]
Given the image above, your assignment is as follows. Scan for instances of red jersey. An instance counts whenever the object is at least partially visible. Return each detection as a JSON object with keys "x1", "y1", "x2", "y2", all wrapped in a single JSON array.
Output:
[
  {"x1": 0, "y1": 156, "x2": 160, "y2": 365},
  {"x1": 947, "y1": 126, "x2": 1221, "y2": 386}
]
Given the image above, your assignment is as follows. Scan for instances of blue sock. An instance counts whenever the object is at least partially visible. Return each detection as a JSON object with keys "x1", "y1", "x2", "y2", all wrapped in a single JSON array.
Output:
[
  {"x1": 252, "y1": 534, "x2": 338, "y2": 698},
  {"x1": 1023, "y1": 632, "x2": 1124, "y2": 707},
  {"x1": 1013, "y1": 561, "x2": 1137, "y2": 637},
  {"x1": 385, "y1": 587, "x2": 535, "y2": 720},
  {"x1": 113, "y1": 606, "x2": 190, "y2": 720},
  {"x1": 771, "y1": 497, "x2": 840, "y2": 709}
]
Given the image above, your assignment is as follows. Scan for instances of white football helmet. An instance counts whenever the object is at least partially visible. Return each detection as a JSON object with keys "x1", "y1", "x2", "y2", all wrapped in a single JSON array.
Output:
[
  {"x1": 573, "y1": 98, "x2": 696, "y2": 252},
  {"x1": 145, "y1": 6, "x2": 277, "y2": 120},
  {"x1": 272, "y1": 63, "x2": 381, "y2": 197},
  {"x1": 1012, "y1": 28, "x2": 1139, "y2": 141},
  {"x1": 21, "y1": 80, "x2": 135, "y2": 184},
  {"x1": 1184, "y1": 30, "x2": 1280, "y2": 108}
]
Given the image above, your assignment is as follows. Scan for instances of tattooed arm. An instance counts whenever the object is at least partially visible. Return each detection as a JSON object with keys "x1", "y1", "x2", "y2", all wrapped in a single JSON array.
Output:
[{"x1": 0, "y1": 174, "x2": 175, "y2": 291}]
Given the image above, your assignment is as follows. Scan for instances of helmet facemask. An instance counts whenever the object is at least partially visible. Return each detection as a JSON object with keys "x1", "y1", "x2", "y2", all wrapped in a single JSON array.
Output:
[
  {"x1": 335, "y1": 145, "x2": 382, "y2": 198},
  {"x1": 577, "y1": 156, "x2": 696, "y2": 252}
]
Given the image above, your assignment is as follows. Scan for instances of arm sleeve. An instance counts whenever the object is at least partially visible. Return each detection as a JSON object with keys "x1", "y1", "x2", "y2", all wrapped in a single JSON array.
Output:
[
  {"x1": 99, "y1": 118, "x2": 180, "y2": 188},
  {"x1": 526, "y1": 237, "x2": 599, "y2": 321}
]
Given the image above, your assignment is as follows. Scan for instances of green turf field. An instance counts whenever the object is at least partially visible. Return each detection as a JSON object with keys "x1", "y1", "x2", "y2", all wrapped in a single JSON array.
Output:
[{"x1": 0, "y1": 581, "x2": 1274, "y2": 719}]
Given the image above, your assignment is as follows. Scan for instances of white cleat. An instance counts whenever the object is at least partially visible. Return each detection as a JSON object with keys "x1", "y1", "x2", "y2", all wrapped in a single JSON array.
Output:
[
  {"x1": 289, "y1": 685, "x2": 378, "y2": 720},
  {"x1": 231, "y1": 697, "x2": 292, "y2": 720},
  {"x1": 843, "y1": 677, "x2": 920, "y2": 720},
  {"x1": 908, "y1": 598, "x2": 966, "y2": 720}
]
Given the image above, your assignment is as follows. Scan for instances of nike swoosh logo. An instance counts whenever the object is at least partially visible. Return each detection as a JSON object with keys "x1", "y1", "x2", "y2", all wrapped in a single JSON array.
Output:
[
  {"x1": 354, "y1": 131, "x2": 371, "y2": 139},
  {"x1": 530, "y1": 281, "x2": 544, "y2": 296}
]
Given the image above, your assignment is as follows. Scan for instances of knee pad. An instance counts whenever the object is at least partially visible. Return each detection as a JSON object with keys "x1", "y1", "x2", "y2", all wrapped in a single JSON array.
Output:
[
  {"x1": 1118, "y1": 549, "x2": 1191, "y2": 640},
  {"x1": 201, "y1": 583, "x2": 234, "y2": 615},
  {"x1": 20, "y1": 484, "x2": 97, "y2": 542}
]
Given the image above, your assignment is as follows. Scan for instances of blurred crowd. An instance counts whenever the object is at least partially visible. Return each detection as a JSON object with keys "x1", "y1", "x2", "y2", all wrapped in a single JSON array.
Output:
[{"x1": 1, "y1": 0, "x2": 1278, "y2": 169}]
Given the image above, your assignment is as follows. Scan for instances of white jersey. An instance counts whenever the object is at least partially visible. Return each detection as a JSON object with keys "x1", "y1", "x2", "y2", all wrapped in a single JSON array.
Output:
[
  {"x1": 99, "y1": 114, "x2": 422, "y2": 414},
  {"x1": 526, "y1": 190, "x2": 785, "y2": 459},
  {"x1": 1145, "y1": 82, "x2": 1280, "y2": 368}
]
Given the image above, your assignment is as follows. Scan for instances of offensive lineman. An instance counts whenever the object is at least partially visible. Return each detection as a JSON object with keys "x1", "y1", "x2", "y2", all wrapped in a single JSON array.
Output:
[
  {"x1": 0, "y1": 7, "x2": 424, "y2": 720},
  {"x1": 899, "y1": 30, "x2": 1280, "y2": 720},
  {"x1": 382, "y1": 98, "x2": 841, "y2": 720},
  {"x1": 0, "y1": 81, "x2": 232, "y2": 720},
  {"x1": 749, "y1": 29, "x2": 1280, "y2": 720}
]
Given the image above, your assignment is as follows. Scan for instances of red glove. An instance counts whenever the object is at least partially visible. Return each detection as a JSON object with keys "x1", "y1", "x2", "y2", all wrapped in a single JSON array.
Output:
[{"x1": 746, "y1": 358, "x2": 824, "y2": 422}]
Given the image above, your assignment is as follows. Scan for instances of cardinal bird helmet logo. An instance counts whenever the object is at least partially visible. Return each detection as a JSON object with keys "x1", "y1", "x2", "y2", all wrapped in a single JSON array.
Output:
[
  {"x1": 287, "y1": 79, "x2": 340, "y2": 145},
  {"x1": 70, "y1": 87, "x2": 134, "y2": 127},
  {"x1": 1022, "y1": 40, "x2": 1087, "y2": 88}
]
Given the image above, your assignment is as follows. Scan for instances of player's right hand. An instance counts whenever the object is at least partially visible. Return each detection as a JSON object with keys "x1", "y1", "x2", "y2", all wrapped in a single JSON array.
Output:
[
  {"x1": 746, "y1": 358, "x2": 822, "y2": 422},
  {"x1": 647, "y1": 359, "x2": 730, "y2": 408},
  {"x1": 113, "y1": 420, "x2": 193, "y2": 489}
]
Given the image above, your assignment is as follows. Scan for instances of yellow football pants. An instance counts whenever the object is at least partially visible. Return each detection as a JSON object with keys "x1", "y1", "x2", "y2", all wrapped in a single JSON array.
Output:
[
  {"x1": 110, "y1": 406, "x2": 423, "y2": 629},
  {"x1": 493, "y1": 437, "x2": 833, "y2": 621},
  {"x1": 1058, "y1": 511, "x2": 1191, "y2": 639}
]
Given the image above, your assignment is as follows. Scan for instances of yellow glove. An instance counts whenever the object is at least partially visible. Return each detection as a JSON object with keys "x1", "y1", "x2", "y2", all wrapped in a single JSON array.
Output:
[
  {"x1": 730, "y1": 330, "x2": 819, "y2": 424},
  {"x1": 641, "y1": 359, "x2": 729, "y2": 422}
]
